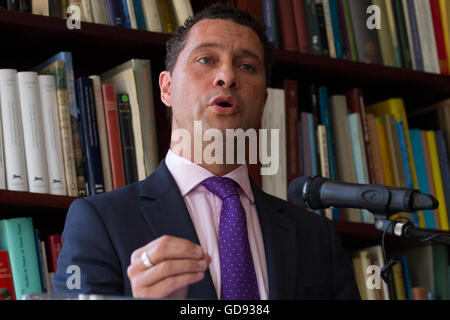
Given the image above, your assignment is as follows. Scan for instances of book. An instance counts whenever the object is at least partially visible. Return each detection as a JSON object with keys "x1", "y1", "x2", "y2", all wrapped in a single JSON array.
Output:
[
  {"x1": 400, "y1": 256, "x2": 413, "y2": 300},
  {"x1": 300, "y1": 112, "x2": 312, "y2": 176},
  {"x1": 384, "y1": 0, "x2": 403, "y2": 68},
  {"x1": 0, "y1": 217, "x2": 42, "y2": 299},
  {"x1": 0, "y1": 250, "x2": 15, "y2": 300},
  {"x1": 262, "y1": 0, "x2": 279, "y2": 47},
  {"x1": 32, "y1": 0, "x2": 49, "y2": 15},
  {"x1": 440, "y1": 0, "x2": 450, "y2": 75},
  {"x1": 102, "y1": 85, "x2": 126, "y2": 190},
  {"x1": 430, "y1": 0, "x2": 449, "y2": 74},
  {"x1": 44, "y1": 234, "x2": 62, "y2": 274},
  {"x1": 340, "y1": 0, "x2": 357, "y2": 61},
  {"x1": 0, "y1": 69, "x2": 28, "y2": 191},
  {"x1": 0, "y1": 107, "x2": 4, "y2": 189},
  {"x1": 120, "y1": 0, "x2": 132, "y2": 28},
  {"x1": 410, "y1": 129, "x2": 435, "y2": 229},
  {"x1": 383, "y1": 114, "x2": 407, "y2": 188},
  {"x1": 432, "y1": 243, "x2": 449, "y2": 300},
  {"x1": 403, "y1": 0, "x2": 424, "y2": 71},
  {"x1": 317, "y1": 87, "x2": 336, "y2": 181},
  {"x1": 374, "y1": 116, "x2": 394, "y2": 187},
  {"x1": 304, "y1": 0, "x2": 323, "y2": 55},
  {"x1": 90, "y1": 0, "x2": 108, "y2": 24},
  {"x1": 33, "y1": 52, "x2": 86, "y2": 197},
  {"x1": 346, "y1": 0, "x2": 382, "y2": 64},
  {"x1": 315, "y1": 0, "x2": 329, "y2": 56},
  {"x1": 104, "y1": 0, "x2": 125, "y2": 26},
  {"x1": 158, "y1": 0, "x2": 176, "y2": 33},
  {"x1": 372, "y1": 0, "x2": 396, "y2": 67},
  {"x1": 366, "y1": 113, "x2": 385, "y2": 185},
  {"x1": 434, "y1": 131, "x2": 450, "y2": 230},
  {"x1": 17, "y1": 71, "x2": 49, "y2": 194},
  {"x1": 426, "y1": 130, "x2": 449, "y2": 230},
  {"x1": 392, "y1": 260, "x2": 407, "y2": 300},
  {"x1": 75, "y1": 77, "x2": 105, "y2": 195},
  {"x1": 307, "y1": 113, "x2": 319, "y2": 176},
  {"x1": 396, "y1": 121, "x2": 413, "y2": 189},
  {"x1": 284, "y1": 80, "x2": 300, "y2": 187},
  {"x1": 170, "y1": 0, "x2": 193, "y2": 27},
  {"x1": 362, "y1": 245, "x2": 390, "y2": 300},
  {"x1": 392, "y1": 0, "x2": 413, "y2": 69},
  {"x1": 277, "y1": 0, "x2": 299, "y2": 52},
  {"x1": 101, "y1": 59, "x2": 159, "y2": 178},
  {"x1": 321, "y1": 0, "x2": 336, "y2": 58},
  {"x1": 33, "y1": 230, "x2": 45, "y2": 293},
  {"x1": 316, "y1": 124, "x2": 332, "y2": 219},
  {"x1": 38, "y1": 75, "x2": 67, "y2": 195},
  {"x1": 89, "y1": 75, "x2": 113, "y2": 193},
  {"x1": 117, "y1": 93, "x2": 138, "y2": 185}
]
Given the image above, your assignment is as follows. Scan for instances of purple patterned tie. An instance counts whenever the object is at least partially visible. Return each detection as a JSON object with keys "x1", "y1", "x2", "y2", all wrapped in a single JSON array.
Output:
[{"x1": 201, "y1": 176, "x2": 260, "y2": 300}]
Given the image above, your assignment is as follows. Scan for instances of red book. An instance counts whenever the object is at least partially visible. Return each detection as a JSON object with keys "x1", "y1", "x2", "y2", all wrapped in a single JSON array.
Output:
[
  {"x1": 346, "y1": 88, "x2": 376, "y2": 184},
  {"x1": 236, "y1": 0, "x2": 263, "y2": 22},
  {"x1": 102, "y1": 84, "x2": 126, "y2": 190},
  {"x1": 429, "y1": 0, "x2": 449, "y2": 75},
  {"x1": 45, "y1": 234, "x2": 62, "y2": 274},
  {"x1": 292, "y1": 0, "x2": 311, "y2": 53},
  {"x1": 284, "y1": 79, "x2": 300, "y2": 187},
  {"x1": 277, "y1": 0, "x2": 299, "y2": 51},
  {"x1": 0, "y1": 251, "x2": 16, "y2": 300}
]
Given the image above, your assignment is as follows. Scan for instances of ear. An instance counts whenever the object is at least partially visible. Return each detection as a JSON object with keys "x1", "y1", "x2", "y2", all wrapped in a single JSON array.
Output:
[{"x1": 159, "y1": 70, "x2": 172, "y2": 107}]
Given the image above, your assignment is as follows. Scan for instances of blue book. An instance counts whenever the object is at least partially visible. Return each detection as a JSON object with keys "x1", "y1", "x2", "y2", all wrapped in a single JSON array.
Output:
[
  {"x1": 262, "y1": 0, "x2": 277, "y2": 46},
  {"x1": 120, "y1": 0, "x2": 132, "y2": 28},
  {"x1": 434, "y1": 131, "x2": 450, "y2": 229},
  {"x1": 34, "y1": 229, "x2": 46, "y2": 293},
  {"x1": 405, "y1": 0, "x2": 424, "y2": 71},
  {"x1": 75, "y1": 77, "x2": 105, "y2": 195},
  {"x1": 132, "y1": 0, "x2": 146, "y2": 30},
  {"x1": 400, "y1": 256, "x2": 413, "y2": 300},
  {"x1": 328, "y1": 0, "x2": 344, "y2": 59},
  {"x1": 104, "y1": 0, "x2": 125, "y2": 26},
  {"x1": 0, "y1": 217, "x2": 42, "y2": 299},
  {"x1": 317, "y1": 87, "x2": 337, "y2": 181},
  {"x1": 410, "y1": 129, "x2": 436, "y2": 229}
]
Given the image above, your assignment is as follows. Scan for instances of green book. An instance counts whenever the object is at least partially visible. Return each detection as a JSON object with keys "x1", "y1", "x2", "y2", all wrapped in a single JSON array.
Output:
[
  {"x1": 0, "y1": 217, "x2": 42, "y2": 299},
  {"x1": 392, "y1": 0, "x2": 413, "y2": 69},
  {"x1": 304, "y1": 0, "x2": 323, "y2": 55},
  {"x1": 341, "y1": 0, "x2": 358, "y2": 61}
]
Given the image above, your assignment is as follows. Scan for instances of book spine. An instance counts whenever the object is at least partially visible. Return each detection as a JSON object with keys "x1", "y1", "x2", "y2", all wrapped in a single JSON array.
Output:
[
  {"x1": 170, "y1": 0, "x2": 193, "y2": 27},
  {"x1": 17, "y1": 72, "x2": 49, "y2": 194},
  {"x1": 403, "y1": 0, "x2": 424, "y2": 71},
  {"x1": 317, "y1": 124, "x2": 333, "y2": 219},
  {"x1": 375, "y1": 117, "x2": 394, "y2": 187},
  {"x1": 0, "y1": 218, "x2": 42, "y2": 299},
  {"x1": 322, "y1": 0, "x2": 336, "y2": 58},
  {"x1": 33, "y1": 230, "x2": 45, "y2": 293},
  {"x1": 307, "y1": 113, "x2": 319, "y2": 176},
  {"x1": 372, "y1": 0, "x2": 397, "y2": 67},
  {"x1": 284, "y1": 80, "x2": 300, "y2": 187},
  {"x1": 142, "y1": 0, "x2": 162, "y2": 31},
  {"x1": 132, "y1": 0, "x2": 147, "y2": 30},
  {"x1": 44, "y1": 234, "x2": 62, "y2": 274},
  {"x1": 0, "y1": 250, "x2": 16, "y2": 300},
  {"x1": 440, "y1": 0, "x2": 450, "y2": 74},
  {"x1": 384, "y1": 0, "x2": 403, "y2": 68},
  {"x1": 104, "y1": 0, "x2": 125, "y2": 26},
  {"x1": 301, "y1": 112, "x2": 312, "y2": 176},
  {"x1": 0, "y1": 69, "x2": 28, "y2": 191},
  {"x1": 341, "y1": 0, "x2": 358, "y2": 61},
  {"x1": 328, "y1": 0, "x2": 344, "y2": 59},
  {"x1": 304, "y1": 0, "x2": 323, "y2": 55},
  {"x1": 102, "y1": 85, "x2": 125, "y2": 189},
  {"x1": 75, "y1": 78, "x2": 105, "y2": 195},
  {"x1": 0, "y1": 97, "x2": 5, "y2": 189},
  {"x1": 19, "y1": 0, "x2": 30, "y2": 12},
  {"x1": 262, "y1": 0, "x2": 277, "y2": 45},
  {"x1": 90, "y1": 0, "x2": 108, "y2": 24},
  {"x1": 120, "y1": 0, "x2": 132, "y2": 28},
  {"x1": 278, "y1": 0, "x2": 299, "y2": 52},
  {"x1": 117, "y1": 93, "x2": 138, "y2": 185},
  {"x1": 429, "y1": 0, "x2": 449, "y2": 74},
  {"x1": 317, "y1": 87, "x2": 336, "y2": 181},
  {"x1": 39, "y1": 241, "x2": 52, "y2": 294},
  {"x1": 81, "y1": 0, "x2": 93, "y2": 22},
  {"x1": 315, "y1": 0, "x2": 329, "y2": 56},
  {"x1": 31, "y1": 0, "x2": 49, "y2": 15},
  {"x1": 366, "y1": 113, "x2": 385, "y2": 185},
  {"x1": 38, "y1": 75, "x2": 67, "y2": 195},
  {"x1": 434, "y1": 131, "x2": 450, "y2": 230},
  {"x1": 158, "y1": 0, "x2": 176, "y2": 33},
  {"x1": 392, "y1": 0, "x2": 413, "y2": 69},
  {"x1": 89, "y1": 75, "x2": 113, "y2": 193},
  {"x1": 126, "y1": 0, "x2": 138, "y2": 29}
]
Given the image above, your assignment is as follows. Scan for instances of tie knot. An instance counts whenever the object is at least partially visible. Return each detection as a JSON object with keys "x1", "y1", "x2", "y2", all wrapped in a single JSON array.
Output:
[{"x1": 201, "y1": 176, "x2": 239, "y2": 201}]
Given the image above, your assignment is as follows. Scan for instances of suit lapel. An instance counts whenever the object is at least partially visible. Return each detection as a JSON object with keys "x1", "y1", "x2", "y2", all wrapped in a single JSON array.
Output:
[
  {"x1": 251, "y1": 181, "x2": 298, "y2": 299},
  {"x1": 138, "y1": 160, "x2": 217, "y2": 299}
]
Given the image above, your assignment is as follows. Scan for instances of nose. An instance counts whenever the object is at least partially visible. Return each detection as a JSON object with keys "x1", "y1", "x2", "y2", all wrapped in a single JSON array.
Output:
[{"x1": 213, "y1": 63, "x2": 238, "y2": 89}]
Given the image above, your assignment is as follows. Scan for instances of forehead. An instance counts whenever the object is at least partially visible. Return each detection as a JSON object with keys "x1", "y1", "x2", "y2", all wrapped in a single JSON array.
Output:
[{"x1": 182, "y1": 18, "x2": 264, "y2": 58}]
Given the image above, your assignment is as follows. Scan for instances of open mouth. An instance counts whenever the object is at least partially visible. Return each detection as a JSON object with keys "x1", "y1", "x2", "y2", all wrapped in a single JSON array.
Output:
[{"x1": 218, "y1": 101, "x2": 232, "y2": 108}]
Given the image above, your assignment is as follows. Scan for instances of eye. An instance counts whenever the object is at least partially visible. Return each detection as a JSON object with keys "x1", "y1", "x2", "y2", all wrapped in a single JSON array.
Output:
[
  {"x1": 198, "y1": 57, "x2": 213, "y2": 64},
  {"x1": 241, "y1": 63, "x2": 255, "y2": 72}
]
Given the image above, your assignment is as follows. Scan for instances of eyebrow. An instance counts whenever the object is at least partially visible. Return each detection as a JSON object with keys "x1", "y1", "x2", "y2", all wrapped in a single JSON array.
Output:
[{"x1": 189, "y1": 42, "x2": 263, "y2": 64}]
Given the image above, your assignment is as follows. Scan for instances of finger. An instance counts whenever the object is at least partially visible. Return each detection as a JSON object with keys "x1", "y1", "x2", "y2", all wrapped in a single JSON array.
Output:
[
  {"x1": 130, "y1": 258, "x2": 208, "y2": 288},
  {"x1": 138, "y1": 272, "x2": 205, "y2": 299},
  {"x1": 131, "y1": 236, "x2": 204, "y2": 266}
]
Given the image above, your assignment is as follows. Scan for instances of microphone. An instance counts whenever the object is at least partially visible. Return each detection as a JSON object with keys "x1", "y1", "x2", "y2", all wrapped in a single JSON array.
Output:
[{"x1": 288, "y1": 176, "x2": 439, "y2": 216}]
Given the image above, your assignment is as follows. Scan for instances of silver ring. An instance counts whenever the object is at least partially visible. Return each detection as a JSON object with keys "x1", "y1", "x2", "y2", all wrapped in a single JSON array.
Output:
[{"x1": 141, "y1": 251, "x2": 153, "y2": 268}]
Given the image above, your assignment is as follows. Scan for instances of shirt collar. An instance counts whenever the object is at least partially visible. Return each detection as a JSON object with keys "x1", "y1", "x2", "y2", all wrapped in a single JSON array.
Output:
[{"x1": 165, "y1": 149, "x2": 255, "y2": 203}]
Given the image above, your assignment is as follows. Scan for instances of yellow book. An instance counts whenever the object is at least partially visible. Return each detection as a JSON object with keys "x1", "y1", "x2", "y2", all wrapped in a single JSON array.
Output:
[
  {"x1": 392, "y1": 261, "x2": 406, "y2": 300},
  {"x1": 439, "y1": 0, "x2": 450, "y2": 69},
  {"x1": 426, "y1": 131, "x2": 449, "y2": 230},
  {"x1": 375, "y1": 117, "x2": 394, "y2": 186}
]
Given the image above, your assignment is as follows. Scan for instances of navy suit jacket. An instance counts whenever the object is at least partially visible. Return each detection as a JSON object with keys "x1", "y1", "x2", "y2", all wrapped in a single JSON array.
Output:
[{"x1": 53, "y1": 160, "x2": 360, "y2": 299}]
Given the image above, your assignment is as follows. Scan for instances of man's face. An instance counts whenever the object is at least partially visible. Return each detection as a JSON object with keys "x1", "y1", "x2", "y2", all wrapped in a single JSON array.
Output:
[{"x1": 160, "y1": 18, "x2": 268, "y2": 135}]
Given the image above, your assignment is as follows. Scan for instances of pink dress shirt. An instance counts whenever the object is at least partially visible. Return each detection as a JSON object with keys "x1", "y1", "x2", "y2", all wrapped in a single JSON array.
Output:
[{"x1": 165, "y1": 149, "x2": 269, "y2": 299}]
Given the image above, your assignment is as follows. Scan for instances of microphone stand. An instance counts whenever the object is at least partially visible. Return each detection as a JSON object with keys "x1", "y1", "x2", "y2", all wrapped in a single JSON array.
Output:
[{"x1": 373, "y1": 214, "x2": 450, "y2": 287}]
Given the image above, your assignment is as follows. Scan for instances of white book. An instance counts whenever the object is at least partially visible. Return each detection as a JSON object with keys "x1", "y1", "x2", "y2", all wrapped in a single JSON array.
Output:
[
  {"x1": 0, "y1": 69, "x2": 28, "y2": 191},
  {"x1": 321, "y1": 0, "x2": 336, "y2": 58},
  {"x1": 89, "y1": 75, "x2": 113, "y2": 192},
  {"x1": 0, "y1": 98, "x2": 5, "y2": 189},
  {"x1": 102, "y1": 69, "x2": 146, "y2": 181},
  {"x1": 32, "y1": 0, "x2": 49, "y2": 16},
  {"x1": 413, "y1": 0, "x2": 436, "y2": 73},
  {"x1": 126, "y1": 0, "x2": 138, "y2": 29},
  {"x1": 141, "y1": 0, "x2": 162, "y2": 32},
  {"x1": 82, "y1": 0, "x2": 93, "y2": 23},
  {"x1": 261, "y1": 88, "x2": 287, "y2": 201},
  {"x1": 38, "y1": 75, "x2": 67, "y2": 195},
  {"x1": 17, "y1": 71, "x2": 49, "y2": 194},
  {"x1": 90, "y1": 0, "x2": 108, "y2": 24},
  {"x1": 421, "y1": 0, "x2": 440, "y2": 74},
  {"x1": 170, "y1": 0, "x2": 194, "y2": 26}
]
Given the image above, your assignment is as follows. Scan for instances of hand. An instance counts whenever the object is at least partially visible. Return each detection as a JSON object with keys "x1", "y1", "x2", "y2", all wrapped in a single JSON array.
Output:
[{"x1": 127, "y1": 235, "x2": 211, "y2": 299}]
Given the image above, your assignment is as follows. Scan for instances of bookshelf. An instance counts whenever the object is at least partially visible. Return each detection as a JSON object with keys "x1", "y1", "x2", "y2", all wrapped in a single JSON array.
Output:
[{"x1": 1, "y1": 6, "x2": 450, "y2": 247}]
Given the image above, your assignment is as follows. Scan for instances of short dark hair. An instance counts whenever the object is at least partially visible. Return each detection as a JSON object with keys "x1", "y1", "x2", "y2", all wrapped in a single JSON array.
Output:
[{"x1": 164, "y1": 3, "x2": 274, "y2": 126}]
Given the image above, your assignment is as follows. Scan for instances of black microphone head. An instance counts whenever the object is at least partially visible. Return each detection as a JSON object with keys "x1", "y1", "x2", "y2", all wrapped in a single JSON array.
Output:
[
  {"x1": 412, "y1": 193, "x2": 439, "y2": 211},
  {"x1": 288, "y1": 176, "x2": 310, "y2": 207}
]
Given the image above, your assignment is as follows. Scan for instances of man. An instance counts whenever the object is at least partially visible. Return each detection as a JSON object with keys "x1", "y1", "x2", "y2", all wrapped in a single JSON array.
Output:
[{"x1": 53, "y1": 3, "x2": 360, "y2": 300}]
